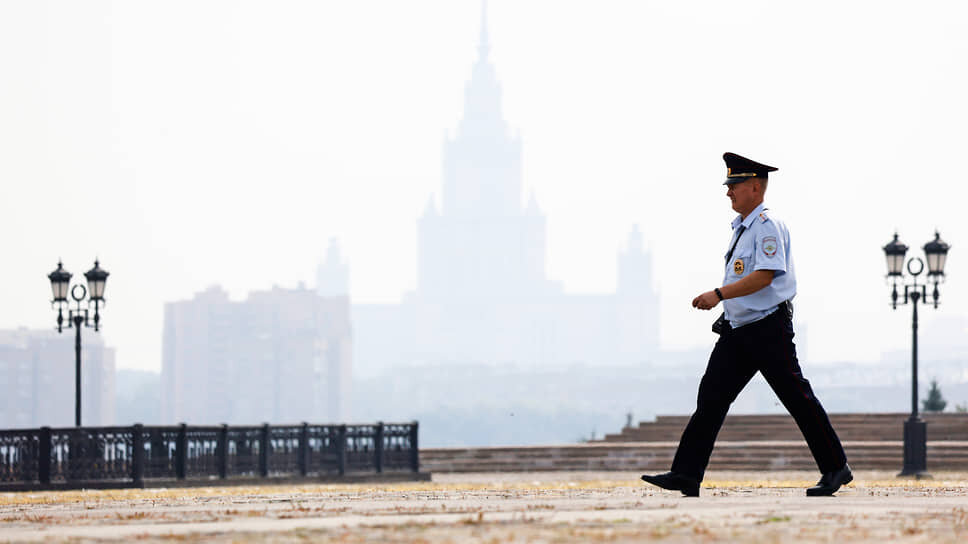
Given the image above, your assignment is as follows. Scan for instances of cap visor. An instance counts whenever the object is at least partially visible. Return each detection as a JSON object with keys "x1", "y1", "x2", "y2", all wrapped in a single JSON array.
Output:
[{"x1": 723, "y1": 178, "x2": 747, "y2": 185}]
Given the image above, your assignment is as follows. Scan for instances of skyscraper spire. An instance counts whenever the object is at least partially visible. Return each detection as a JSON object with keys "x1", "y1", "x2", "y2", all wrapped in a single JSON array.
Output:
[
  {"x1": 317, "y1": 238, "x2": 349, "y2": 297},
  {"x1": 478, "y1": 0, "x2": 490, "y2": 61}
]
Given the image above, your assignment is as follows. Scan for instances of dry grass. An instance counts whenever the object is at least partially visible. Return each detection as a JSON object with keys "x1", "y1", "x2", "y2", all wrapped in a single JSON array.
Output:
[{"x1": 2, "y1": 470, "x2": 966, "y2": 507}]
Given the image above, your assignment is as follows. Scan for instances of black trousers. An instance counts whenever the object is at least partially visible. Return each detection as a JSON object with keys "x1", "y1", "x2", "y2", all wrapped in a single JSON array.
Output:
[{"x1": 670, "y1": 308, "x2": 846, "y2": 481}]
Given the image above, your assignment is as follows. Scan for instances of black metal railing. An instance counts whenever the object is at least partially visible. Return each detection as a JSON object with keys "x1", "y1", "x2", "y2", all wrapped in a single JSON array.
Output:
[{"x1": 0, "y1": 421, "x2": 419, "y2": 490}]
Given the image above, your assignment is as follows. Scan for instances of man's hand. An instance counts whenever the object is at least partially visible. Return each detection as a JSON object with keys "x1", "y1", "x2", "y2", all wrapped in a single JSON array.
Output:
[{"x1": 692, "y1": 291, "x2": 720, "y2": 311}]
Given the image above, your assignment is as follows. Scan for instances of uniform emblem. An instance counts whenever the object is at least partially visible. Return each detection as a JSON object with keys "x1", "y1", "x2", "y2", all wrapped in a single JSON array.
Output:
[
  {"x1": 762, "y1": 236, "x2": 778, "y2": 257},
  {"x1": 733, "y1": 258, "x2": 745, "y2": 275}
]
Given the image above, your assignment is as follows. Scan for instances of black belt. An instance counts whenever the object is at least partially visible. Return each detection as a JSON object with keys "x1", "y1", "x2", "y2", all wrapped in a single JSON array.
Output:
[{"x1": 716, "y1": 300, "x2": 793, "y2": 334}]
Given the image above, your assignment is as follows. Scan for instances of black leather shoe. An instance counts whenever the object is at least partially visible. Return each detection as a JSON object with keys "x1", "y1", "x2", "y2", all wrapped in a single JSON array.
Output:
[
  {"x1": 641, "y1": 471, "x2": 700, "y2": 497},
  {"x1": 806, "y1": 464, "x2": 853, "y2": 496}
]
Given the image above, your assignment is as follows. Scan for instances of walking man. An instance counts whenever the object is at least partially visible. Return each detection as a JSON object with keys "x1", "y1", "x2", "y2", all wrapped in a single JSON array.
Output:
[{"x1": 641, "y1": 152, "x2": 852, "y2": 497}]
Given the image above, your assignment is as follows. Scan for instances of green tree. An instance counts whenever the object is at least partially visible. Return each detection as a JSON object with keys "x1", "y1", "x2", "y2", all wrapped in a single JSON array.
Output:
[{"x1": 922, "y1": 379, "x2": 947, "y2": 412}]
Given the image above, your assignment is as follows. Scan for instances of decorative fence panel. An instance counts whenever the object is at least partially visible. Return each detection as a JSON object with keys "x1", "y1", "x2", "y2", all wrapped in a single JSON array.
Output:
[
  {"x1": 267, "y1": 425, "x2": 302, "y2": 476},
  {"x1": 0, "y1": 422, "x2": 419, "y2": 490},
  {"x1": 383, "y1": 423, "x2": 418, "y2": 471},
  {"x1": 307, "y1": 425, "x2": 342, "y2": 475},
  {"x1": 184, "y1": 426, "x2": 221, "y2": 479},
  {"x1": 0, "y1": 429, "x2": 40, "y2": 484},
  {"x1": 142, "y1": 426, "x2": 179, "y2": 479},
  {"x1": 227, "y1": 426, "x2": 263, "y2": 478},
  {"x1": 345, "y1": 424, "x2": 379, "y2": 473},
  {"x1": 49, "y1": 427, "x2": 134, "y2": 483}
]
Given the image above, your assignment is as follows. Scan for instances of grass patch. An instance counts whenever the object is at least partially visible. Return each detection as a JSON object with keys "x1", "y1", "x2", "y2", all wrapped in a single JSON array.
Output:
[{"x1": 758, "y1": 515, "x2": 791, "y2": 524}]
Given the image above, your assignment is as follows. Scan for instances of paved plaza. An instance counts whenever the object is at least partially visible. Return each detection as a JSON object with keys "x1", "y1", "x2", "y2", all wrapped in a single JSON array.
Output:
[{"x1": 1, "y1": 470, "x2": 967, "y2": 542}]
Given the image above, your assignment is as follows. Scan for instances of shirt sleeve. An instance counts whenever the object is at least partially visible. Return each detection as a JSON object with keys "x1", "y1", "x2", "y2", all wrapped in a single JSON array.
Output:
[{"x1": 753, "y1": 221, "x2": 788, "y2": 276}]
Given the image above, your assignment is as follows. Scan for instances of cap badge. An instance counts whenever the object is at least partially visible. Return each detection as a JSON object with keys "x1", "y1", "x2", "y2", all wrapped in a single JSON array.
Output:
[{"x1": 733, "y1": 258, "x2": 745, "y2": 275}]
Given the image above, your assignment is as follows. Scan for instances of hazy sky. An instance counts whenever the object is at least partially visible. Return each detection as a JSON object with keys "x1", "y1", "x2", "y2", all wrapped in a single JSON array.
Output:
[{"x1": 2, "y1": 0, "x2": 967, "y2": 372}]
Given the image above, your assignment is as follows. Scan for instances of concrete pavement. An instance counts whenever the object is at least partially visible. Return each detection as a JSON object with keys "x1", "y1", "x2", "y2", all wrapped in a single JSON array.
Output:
[{"x1": 0, "y1": 470, "x2": 965, "y2": 542}]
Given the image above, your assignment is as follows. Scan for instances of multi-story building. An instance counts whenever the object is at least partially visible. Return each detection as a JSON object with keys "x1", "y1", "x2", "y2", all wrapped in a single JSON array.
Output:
[
  {"x1": 350, "y1": 6, "x2": 660, "y2": 376},
  {"x1": 0, "y1": 327, "x2": 115, "y2": 428},
  {"x1": 161, "y1": 285, "x2": 351, "y2": 425}
]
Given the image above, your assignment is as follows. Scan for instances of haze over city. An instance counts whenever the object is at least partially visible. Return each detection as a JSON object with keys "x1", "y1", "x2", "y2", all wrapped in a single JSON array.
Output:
[
  {"x1": 2, "y1": 0, "x2": 968, "y2": 381},
  {"x1": 6, "y1": 7, "x2": 968, "y2": 541}
]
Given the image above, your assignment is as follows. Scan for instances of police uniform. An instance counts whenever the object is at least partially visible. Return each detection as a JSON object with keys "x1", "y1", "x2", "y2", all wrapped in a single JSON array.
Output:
[
  {"x1": 644, "y1": 153, "x2": 850, "y2": 497},
  {"x1": 720, "y1": 203, "x2": 795, "y2": 328}
]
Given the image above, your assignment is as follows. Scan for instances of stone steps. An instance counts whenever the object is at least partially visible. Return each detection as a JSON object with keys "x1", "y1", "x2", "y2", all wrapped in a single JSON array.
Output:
[
  {"x1": 601, "y1": 413, "x2": 968, "y2": 443},
  {"x1": 420, "y1": 441, "x2": 968, "y2": 473},
  {"x1": 421, "y1": 414, "x2": 968, "y2": 473}
]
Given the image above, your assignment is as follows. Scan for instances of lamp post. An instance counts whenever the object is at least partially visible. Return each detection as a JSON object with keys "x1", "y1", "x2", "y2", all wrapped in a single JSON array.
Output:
[
  {"x1": 47, "y1": 260, "x2": 109, "y2": 427},
  {"x1": 882, "y1": 232, "x2": 950, "y2": 478}
]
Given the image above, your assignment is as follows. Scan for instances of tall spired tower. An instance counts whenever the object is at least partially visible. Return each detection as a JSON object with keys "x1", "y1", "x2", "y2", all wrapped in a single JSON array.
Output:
[
  {"x1": 352, "y1": 2, "x2": 659, "y2": 375},
  {"x1": 417, "y1": 1, "x2": 553, "y2": 298}
]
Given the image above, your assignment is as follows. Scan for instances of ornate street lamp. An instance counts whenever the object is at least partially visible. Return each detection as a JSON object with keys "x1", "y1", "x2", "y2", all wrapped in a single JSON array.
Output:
[
  {"x1": 883, "y1": 232, "x2": 950, "y2": 478},
  {"x1": 48, "y1": 260, "x2": 109, "y2": 427}
]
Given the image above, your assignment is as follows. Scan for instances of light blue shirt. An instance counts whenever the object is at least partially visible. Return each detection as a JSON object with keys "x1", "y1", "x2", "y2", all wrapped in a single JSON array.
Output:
[{"x1": 722, "y1": 202, "x2": 796, "y2": 328}]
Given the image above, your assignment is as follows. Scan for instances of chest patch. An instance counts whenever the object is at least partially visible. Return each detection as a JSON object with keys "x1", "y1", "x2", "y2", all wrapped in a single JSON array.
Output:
[
  {"x1": 762, "y1": 236, "x2": 778, "y2": 257},
  {"x1": 733, "y1": 258, "x2": 745, "y2": 275}
]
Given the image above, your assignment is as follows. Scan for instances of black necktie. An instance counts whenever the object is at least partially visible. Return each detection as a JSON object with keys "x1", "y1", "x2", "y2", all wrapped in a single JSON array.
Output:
[{"x1": 726, "y1": 225, "x2": 747, "y2": 263}]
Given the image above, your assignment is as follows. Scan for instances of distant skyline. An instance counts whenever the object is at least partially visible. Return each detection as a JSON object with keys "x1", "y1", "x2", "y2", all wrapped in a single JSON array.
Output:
[
  {"x1": 351, "y1": 14, "x2": 661, "y2": 376},
  {"x1": 2, "y1": 1, "x2": 968, "y2": 372}
]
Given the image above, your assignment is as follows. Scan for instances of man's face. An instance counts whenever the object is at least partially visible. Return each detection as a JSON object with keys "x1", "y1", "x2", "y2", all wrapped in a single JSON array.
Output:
[{"x1": 726, "y1": 178, "x2": 759, "y2": 215}]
